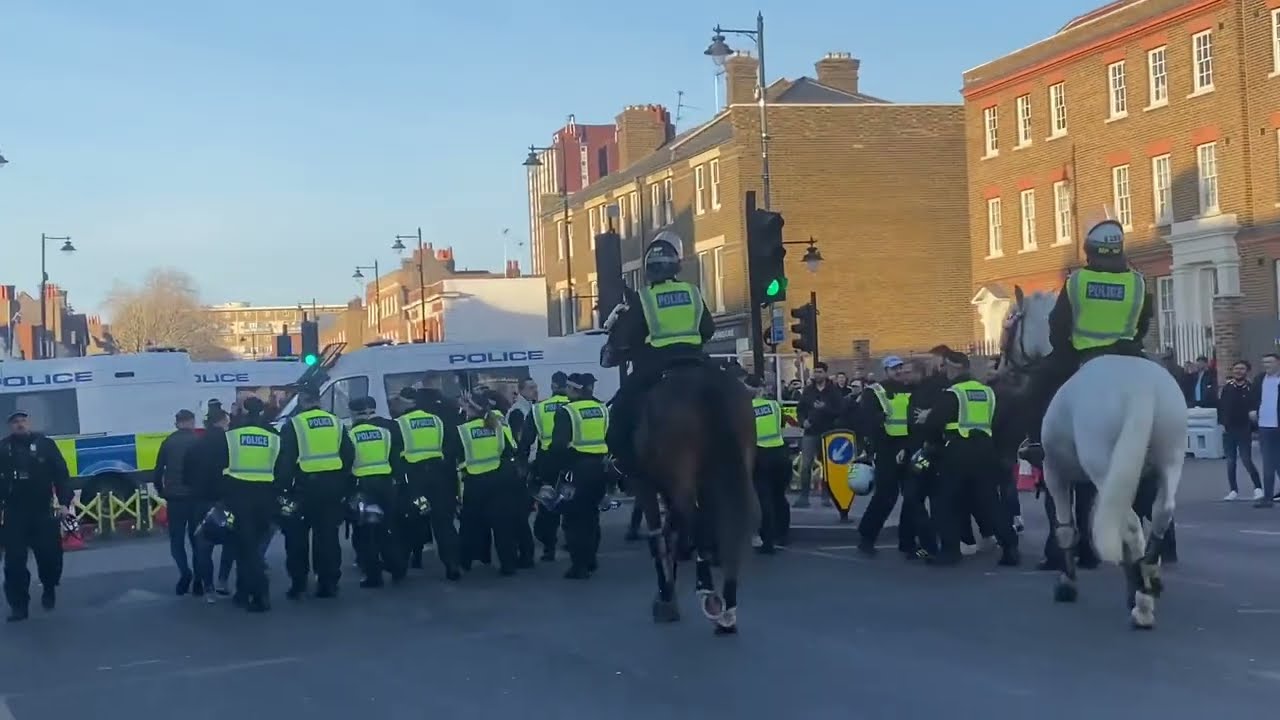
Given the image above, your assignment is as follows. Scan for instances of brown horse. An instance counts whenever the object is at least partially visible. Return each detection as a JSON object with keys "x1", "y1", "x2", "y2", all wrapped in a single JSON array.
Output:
[{"x1": 601, "y1": 318, "x2": 758, "y2": 635}]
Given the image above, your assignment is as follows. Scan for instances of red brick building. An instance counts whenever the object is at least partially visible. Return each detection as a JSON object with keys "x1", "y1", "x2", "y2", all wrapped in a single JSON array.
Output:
[{"x1": 964, "y1": 0, "x2": 1280, "y2": 364}]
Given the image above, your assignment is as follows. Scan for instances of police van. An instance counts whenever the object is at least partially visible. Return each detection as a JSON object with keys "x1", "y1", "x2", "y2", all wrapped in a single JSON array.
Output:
[
  {"x1": 276, "y1": 335, "x2": 617, "y2": 425},
  {"x1": 191, "y1": 359, "x2": 304, "y2": 420},
  {"x1": 0, "y1": 352, "x2": 198, "y2": 485}
]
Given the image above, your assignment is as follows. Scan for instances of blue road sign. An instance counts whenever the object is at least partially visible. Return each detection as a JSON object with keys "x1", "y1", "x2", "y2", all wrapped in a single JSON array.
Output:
[
  {"x1": 826, "y1": 436, "x2": 854, "y2": 464},
  {"x1": 770, "y1": 305, "x2": 785, "y2": 343}
]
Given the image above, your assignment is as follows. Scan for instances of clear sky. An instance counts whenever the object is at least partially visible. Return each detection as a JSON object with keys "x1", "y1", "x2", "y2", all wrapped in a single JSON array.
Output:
[{"x1": 0, "y1": 0, "x2": 1102, "y2": 315}]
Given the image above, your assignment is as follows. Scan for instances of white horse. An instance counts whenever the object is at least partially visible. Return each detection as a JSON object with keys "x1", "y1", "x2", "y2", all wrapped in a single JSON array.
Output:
[{"x1": 1005, "y1": 286, "x2": 1187, "y2": 629}]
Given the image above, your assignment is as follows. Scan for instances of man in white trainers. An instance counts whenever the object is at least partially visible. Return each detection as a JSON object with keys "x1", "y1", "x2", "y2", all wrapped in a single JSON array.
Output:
[{"x1": 1219, "y1": 360, "x2": 1263, "y2": 501}]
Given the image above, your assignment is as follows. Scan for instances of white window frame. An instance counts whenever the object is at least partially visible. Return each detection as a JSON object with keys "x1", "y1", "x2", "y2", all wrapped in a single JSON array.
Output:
[
  {"x1": 1147, "y1": 46, "x2": 1168, "y2": 108},
  {"x1": 617, "y1": 197, "x2": 628, "y2": 239},
  {"x1": 1019, "y1": 189, "x2": 1037, "y2": 251},
  {"x1": 589, "y1": 280, "x2": 600, "y2": 327},
  {"x1": 650, "y1": 183, "x2": 663, "y2": 227},
  {"x1": 588, "y1": 212, "x2": 598, "y2": 248},
  {"x1": 709, "y1": 160, "x2": 722, "y2": 209},
  {"x1": 1156, "y1": 275, "x2": 1174, "y2": 350},
  {"x1": 694, "y1": 165, "x2": 707, "y2": 215},
  {"x1": 982, "y1": 106, "x2": 999, "y2": 157},
  {"x1": 1016, "y1": 95, "x2": 1032, "y2": 147},
  {"x1": 986, "y1": 197, "x2": 1003, "y2": 258},
  {"x1": 1108, "y1": 60, "x2": 1128, "y2": 119},
  {"x1": 1192, "y1": 30, "x2": 1214, "y2": 94},
  {"x1": 1112, "y1": 164, "x2": 1133, "y2": 230},
  {"x1": 566, "y1": 220, "x2": 574, "y2": 257},
  {"x1": 579, "y1": 143, "x2": 590, "y2": 187},
  {"x1": 1052, "y1": 180, "x2": 1072, "y2": 244},
  {"x1": 1151, "y1": 154, "x2": 1172, "y2": 225},
  {"x1": 697, "y1": 250, "x2": 715, "y2": 311},
  {"x1": 629, "y1": 191, "x2": 641, "y2": 236},
  {"x1": 556, "y1": 221, "x2": 566, "y2": 260},
  {"x1": 712, "y1": 246, "x2": 726, "y2": 313},
  {"x1": 1197, "y1": 142, "x2": 1219, "y2": 216},
  {"x1": 1048, "y1": 83, "x2": 1067, "y2": 137},
  {"x1": 557, "y1": 288, "x2": 571, "y2": 335},
  {"x1": 662, "y1": 178, "x2": 674, "y2": 224},
  {"x1": 1272, "y1": 9, "x2": 1280, "y2": 76}
]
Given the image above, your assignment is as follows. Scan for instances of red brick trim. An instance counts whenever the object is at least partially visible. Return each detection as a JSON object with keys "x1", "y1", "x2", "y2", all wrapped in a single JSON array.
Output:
[
  {"x1": 1016, "y1": 177, "x2": 1037, "y2": 191},
  {"x1": 1105, "y1": 150, "x2": 1132, "y2": 166},
  {"x1": 1141, "y1": 32, "x2": 1169, "y2": 50},
  {"x1": 1267, "y1": 0, "x2": 1280, "y2": 10},
  {"x1": 1046, "y1": 167, "x2": 1069, "y2": 183},
  {"x1": 1270, "y1": 111, "x2": 1280, "y2": 128},
  {"x1": 1190, "y1": 125, "x2": 1221, "y2": 145},
  {"x1": 1146, "y1": 138, "x2": 1173, "y2": 157},
  {"x1": 1101, "y1": 48, "x2": 1127, "y2": 64},
  {"x1": 1042, "y1": 71, "x2": 1066, "y2": 85},
  {"x1": 983, "y1": 186, "x2": 1002, "y2": 200},
  {"x1": 1185, "y1": 17, "x2": 1215, "y2": 33}
]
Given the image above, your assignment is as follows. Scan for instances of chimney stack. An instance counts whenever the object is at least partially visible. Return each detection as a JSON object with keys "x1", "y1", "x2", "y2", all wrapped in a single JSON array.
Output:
[
  {"x1": 614, "y1": 104, "x2": 675, "y2": 170},
  {"x1": 815, "y1": 52, "x2": 860, "y2": 95},
  {"x1": 505, "y1": 260, "x2": 521, "y2": 278},
  {"x1": 724, "y1": 52, "x2": 760, "y2": 106}
]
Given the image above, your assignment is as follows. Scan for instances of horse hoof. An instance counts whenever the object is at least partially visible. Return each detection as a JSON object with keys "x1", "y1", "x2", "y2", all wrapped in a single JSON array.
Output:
[
  {"x1": 700, "y1": 592, "x2": 725, "y2": 620},
  {"x1": 652, "y1": 599, "x2": 681, "y2": 624},
  {"x1": 1053, "y1": 582, "x2": 1078, "y2": 603},
  {"x1": 714, "y1": 623, "x2": 738, "y2": 636}
]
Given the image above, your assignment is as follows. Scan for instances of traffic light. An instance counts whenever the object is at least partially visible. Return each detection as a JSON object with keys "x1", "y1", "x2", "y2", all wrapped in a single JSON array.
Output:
[
  {"x1": 275, "y1": 332, "x2": 293, "y2": 358},
  {"x1": 300, "y1": 320, "x2": 319, "y2": 366},
  {"x1": 790, "y1": 302, "x2": 817, "y2": 354},
  {"x1": 747, "y1": 209, "x2": 786, "y2": 305}
]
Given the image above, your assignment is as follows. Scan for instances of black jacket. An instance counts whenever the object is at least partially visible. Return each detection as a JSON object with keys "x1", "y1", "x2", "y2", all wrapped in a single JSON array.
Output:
[
  {"x1": 183, "y1": 427, "x2": 229, "y2": 502},
  {"x1": 1218, "y1": 379, "x2": 1254, "y2": 431},
  {"x1": 798, "y1": 381, "x2": 844, "y2": 437},
  {"x1": 1183, "y1": 368, "x2": 1217, "y2": 408},
  {"x1": 0, "y1": 433, "x2": 72, "y2": 512},
  {"x1": 153, "y1": 428, "x2": 201, "y2": 498}
]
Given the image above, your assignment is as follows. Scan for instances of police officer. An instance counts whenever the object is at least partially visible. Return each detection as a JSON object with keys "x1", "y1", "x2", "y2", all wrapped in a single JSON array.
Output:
[
  {"x1": 347, "y1": 397, "x2": 408, "y2": 588},
  {"x1": 1, "y1": 410, "x2": 72, "y2": 622},
  {"x1": 548, "y1": 373, "x2": 610, "y2": 578},
  {"x1": 519, "y1": 371, "x2": 570, "y2": 561},
  {"x1": 217, "y1": 412, "x2": 283, "y2": 612},
  {"x1": 398, "y1": 388, "x2": 462, "y2": 580},
  {"x1": 746, "y1": 376, "x2": 789, "y2": 554},
  {"x1": 277, "y1": 386, "x2": 354, "y2": 599},
  {"x1": 920, "y1": 352, "x2": 1019, "y2": 567},
  {"x1": 457, "y1": 391, "x2": 521, "y2": 576},
  {"x1": 1021, "y1": 217, "x2": 1154, "y2": 464}
]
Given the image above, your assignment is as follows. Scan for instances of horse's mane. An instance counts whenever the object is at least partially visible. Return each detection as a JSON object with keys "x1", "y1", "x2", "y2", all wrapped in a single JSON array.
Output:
[{"x1": 1008, "y1": 287, "x2": 1057, "y2": 361}]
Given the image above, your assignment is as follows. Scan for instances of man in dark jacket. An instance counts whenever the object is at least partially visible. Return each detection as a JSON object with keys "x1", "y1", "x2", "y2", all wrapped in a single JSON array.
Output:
[
  {"x1": 153, "y1": 409, "x2": 203, "y2": 596},
  {"x1": 1, "y1": 410, "x2": 73, "y2": 622},
  {"x1": 184, "y1": 410, "x2": 235, "y2": 600},
  {"x1": 795, "y1": 362, "x2": 844, "y2": 508},
  {"x1": 1219, "y1": 360, "x2": 1262, "y2": 501}
]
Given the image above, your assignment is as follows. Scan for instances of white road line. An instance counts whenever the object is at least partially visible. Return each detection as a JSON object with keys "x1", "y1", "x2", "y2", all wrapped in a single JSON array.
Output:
[
  {"x1": 176, "y1": 656, "x2": 300, "y2": 678},
  {"x1": 0, "y1": 696, "x2": 15, "y2": 720},
  {"x1": 1239, "y1": 529, "x2": 1280, "y2": 537},
  {"x1": 1248, "y1": 670, "x2": 1280, "y2": 683},
  {"x1": 1236, "y1": 608, "x2": 1280, "y2": 614}
]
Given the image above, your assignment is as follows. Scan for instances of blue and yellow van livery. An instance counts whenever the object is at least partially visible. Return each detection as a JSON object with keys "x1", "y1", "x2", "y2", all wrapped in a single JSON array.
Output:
[{"x1": 52, "y1": 431, "x2": 169, "y2": 479}]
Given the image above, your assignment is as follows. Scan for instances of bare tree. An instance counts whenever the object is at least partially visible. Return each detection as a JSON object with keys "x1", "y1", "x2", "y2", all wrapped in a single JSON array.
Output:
[{"x1": 104, "y1": 268, "x2": 227, "y2": 359}]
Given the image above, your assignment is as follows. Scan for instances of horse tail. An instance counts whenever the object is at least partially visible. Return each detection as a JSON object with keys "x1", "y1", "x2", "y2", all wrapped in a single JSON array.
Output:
[
  {"x1": 1092, "y1": 384, "x2": 1155, "y2": 564},
  {"x1": 703, "y1": 377, "x2": 756, "y2": 580}
]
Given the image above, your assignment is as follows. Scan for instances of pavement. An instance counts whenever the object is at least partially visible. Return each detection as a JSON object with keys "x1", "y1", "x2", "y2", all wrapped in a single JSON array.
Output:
[{"x1": 0, "y1": 458, "x2": 1277, "y2": 720}]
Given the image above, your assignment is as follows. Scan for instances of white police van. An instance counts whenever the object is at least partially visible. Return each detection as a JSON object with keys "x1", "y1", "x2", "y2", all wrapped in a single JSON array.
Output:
[
  {"x1": 191, "y1": 359, "x2": 305, "y2": 420},
  {"x1": 276, "y1": 334, "x2": 617, "y2": 424}
]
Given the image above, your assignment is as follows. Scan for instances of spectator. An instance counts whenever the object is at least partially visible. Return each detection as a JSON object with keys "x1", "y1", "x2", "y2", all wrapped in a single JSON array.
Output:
[
  {"x1": 1219, "y1": 360, "x2": 1262, "y2": 501},
  {"x1": 795, "y1": 362, "x2": 844, "y2": 508},
  {"x1": 1183, "y1": 355, "x2": 1217, "y2": 408},
  {"x1": 834, "y1": 372, "x2": 855, "y2": 399},
  {"x1": 1249, "y1": 353, "x2": 1280, "y2": 508},
  {"x1": 153, "y1": 409, "x2": 203, "y2": 596}
]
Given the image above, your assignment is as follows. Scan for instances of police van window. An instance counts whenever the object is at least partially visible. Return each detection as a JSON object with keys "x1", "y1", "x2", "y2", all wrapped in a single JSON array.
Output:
[
  {"x1": 468, "y1": 367, "x2": 530, "y2": 404},
  {"x1": 0, "y1": 390, "x2": 81, "y2": 437},
  {"x1": 384, "y1": 370, "x2": 465, "y2": 404},
  {"x1": 235, "y1": 385, "x2": 298, "y2": 421},
  {"x1": 319, "y1": 376, "x2": 369, "y2": 421}
]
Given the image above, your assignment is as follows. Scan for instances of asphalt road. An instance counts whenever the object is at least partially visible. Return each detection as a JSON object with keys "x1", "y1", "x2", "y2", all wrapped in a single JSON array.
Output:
[{"x1": 1, "y1": 459, "x2": 1277, "y2": 720}]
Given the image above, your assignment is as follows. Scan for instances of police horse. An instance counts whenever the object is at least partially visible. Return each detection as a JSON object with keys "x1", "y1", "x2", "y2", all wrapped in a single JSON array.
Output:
[
  {"x1": 1004, "y1": 287, "x2": 1186, "y2": 629},
  {"x1": 600, "y1": 306, "x2": 758, "y2": 635}
]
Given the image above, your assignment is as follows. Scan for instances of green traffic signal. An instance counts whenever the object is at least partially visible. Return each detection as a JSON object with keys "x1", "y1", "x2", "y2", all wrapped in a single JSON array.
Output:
[
  {"x1": 764, "y1": 277, "x2": 787, "y2": 299},
  {"x1": 303, "y1": 354, "x2": 318, "y2": 366}
]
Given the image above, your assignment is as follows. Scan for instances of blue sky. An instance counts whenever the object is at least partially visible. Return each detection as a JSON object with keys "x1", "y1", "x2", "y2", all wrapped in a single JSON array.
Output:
[{"x1": 0, "y1": 0, "x2": 1102, "y2": 315}]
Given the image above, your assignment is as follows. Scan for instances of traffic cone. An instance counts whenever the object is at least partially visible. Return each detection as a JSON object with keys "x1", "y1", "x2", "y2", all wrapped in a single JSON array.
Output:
[
  {"x1": 61, "y1": 532, "x2": 86, "y2": 552},
  {"x1": 1015, "y1": 459, "x2": 1040, "y2": 492},
  {"x1": 153, "y1": 504, "x2": 168, "y2": 528}
]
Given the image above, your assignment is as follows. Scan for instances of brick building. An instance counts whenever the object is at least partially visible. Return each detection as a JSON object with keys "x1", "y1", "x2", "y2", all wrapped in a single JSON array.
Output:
[
  {"x1": 204, "y1": 302, "x2": 347, "y2": 358},
  {"x1": 0, "y1": 283, "x2": 108, "y2": 359},
  {"x1": 964, "y1": 0, "x2": 1280, "y2": 364},
  {"x1": 526, "y1": 116, "x2": 618, "y2": 277},
  {"x1": 534, "y1": 51, "x2": 973, "y2": 362}
]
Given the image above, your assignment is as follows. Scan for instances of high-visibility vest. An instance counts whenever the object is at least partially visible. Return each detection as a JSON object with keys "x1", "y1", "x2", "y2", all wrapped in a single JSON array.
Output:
[
  {"x1": 349, "y1": 423, "x2": 393, "y2": 477},
  {"x1": 224, "y1": 427, "x2": 281, "y2": 483},
  {"x1": 638, "y1": 281, "x2": 704, "y2": 348},
  {"x1": 531, "y1": 395, "x2": 569, "y2": 450},
  {"x1": 290, "y1": 409, "x2": 344, "y2": 473},
  {"x1": 752, "y1": 398, "x2": 785, "y2": 448},
  {"x1": 1066, "y1": 268, "x2": 1145, "y2": 351},
  {"x1": 398, "y1": 410, "x2": 445, "y2": 463},
  {"x1": 564, "y1": 399, "x2": 609, "y2": 455},
  {"x1": 870, "y1": 384, "x2": 911, "y2": 438},
  {"x1": 945, "y1": 380, "x2": 995, "y2": 438},
  {"x1": 457, "y1": 418, "x2": 514, "y2": 475}
]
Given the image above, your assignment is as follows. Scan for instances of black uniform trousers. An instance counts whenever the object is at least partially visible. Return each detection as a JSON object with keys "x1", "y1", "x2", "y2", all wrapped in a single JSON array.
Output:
[
  {"x1": 753, "y1": 445, "x2": 792, "y2": 548},
  {"x1": 403, "y1": 459, "x2": 461, "y2": 573},
  {"x1": 352, "y1": 475, "x2": 408, "y2": 581},
  {"x1": 859, "y1": 438, "x2": 921, "y2": 552},
  {"x1": 225, "y1": 482, "x2": 277, "y2": 603},
  {"x1": 459, "y1": 463, "x2": 524, "y2": 573},
  {"x1": 1, "y1": 509, "x2": 62, "y2": 611},
  {"x1": 933, "y1": 436, "x2": 1016, "y2": 559},
  {"x1": 283, "y1": 471, "x2": 346, "y2": 590},
  {"x1": 531, "y1": 455, "x2": 564, "y2": 554},
  {"x1": 561, "y1": 454, "x2": 608, "y2": 570}
]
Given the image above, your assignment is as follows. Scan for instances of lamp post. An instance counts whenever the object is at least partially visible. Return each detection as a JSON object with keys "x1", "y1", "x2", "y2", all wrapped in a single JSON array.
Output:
[
  {"x1": 353, "y1": 261, "x2": 382, "y2": 334},
  {"x1": 705, "y1": 13, "x2": 772, "y2": 209},
  {"x1": 391, "y1": 227, "x2": 427, "y2": 342},
  {"x1": 0, "y1": 151, "x2": 8, "y2": 168},
  {"x1": 523, "y1": 131, "x2": 576, "y2": 333},
  {"x1": 40, "y1": 233, "x2": 76, "y2": 359}
]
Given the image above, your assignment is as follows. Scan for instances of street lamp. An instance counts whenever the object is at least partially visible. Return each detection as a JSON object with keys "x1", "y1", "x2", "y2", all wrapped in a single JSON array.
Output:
[
  {"x1": 353, "y1": 261, "x2": 382, "y2": 334},
  {"x1": 391, "y1": 227, "x2": 428, "y2": 342},
  {"x1": 40, "y1": 233, "x2": 76, "y2": 359},
  {"x1": 800, "y1": 238, "x2": 824, "y2": 274},
  {"x1": 0, "y1": 151, "x2": 8, "y2": 168},
  {"x1": 523, "y1": 127, "x2": 577, "y2": 333},
  {"x1": 705, "y1": 13, "x2": 771, "y2": 209}
]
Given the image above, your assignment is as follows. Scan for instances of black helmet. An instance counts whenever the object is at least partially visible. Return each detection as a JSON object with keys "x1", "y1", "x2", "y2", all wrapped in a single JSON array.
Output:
[
  {"x1": 644, "y1": 231, "x2": 683, "y2": 283},
  {"x1": 1083, "y1": 215, "x2": 1127, "y2": 272}
]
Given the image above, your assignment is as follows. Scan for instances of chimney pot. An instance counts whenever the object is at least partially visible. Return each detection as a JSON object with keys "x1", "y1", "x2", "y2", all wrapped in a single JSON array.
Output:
[{"x1": 815, "y1": 52, "x2": 861, "y2": 95}]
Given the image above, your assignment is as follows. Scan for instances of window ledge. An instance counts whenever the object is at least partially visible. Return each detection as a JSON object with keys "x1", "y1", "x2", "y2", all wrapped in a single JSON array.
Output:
[
  {"x1": 982, "y1": 151, "x2": 999, "y2": 160},
  {"x1": 1052, "y1": 239, "x2": 1073, "y2": 247},
  {"x1": 1270, "y1": 69, "x2": 1280, "y2": 79},
  {"x1": 1046, "y1": 132, "x2": 1068, "y2": 142},
  {"x1": 1105, "y1": 112, "x2": 1128, "y2": 124},
  {"x1": 1018, "y1": 246, "x2": 1039, "y2": 254},
  {"x1": 1014, "y1": 142, "x2": 1032, "y2": 151},
  {"x1": 985, "y1": 252, "x2": 1005, "y2": 260},
  {"x1": 1143, "y1": 100, "x2": 1168, "y2": 112},
  {"x1": 1187, "y1": 86, "x2": 1214, "y2": 99}
]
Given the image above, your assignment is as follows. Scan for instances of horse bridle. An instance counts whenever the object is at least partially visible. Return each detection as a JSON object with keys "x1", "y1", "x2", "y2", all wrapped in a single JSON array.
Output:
[{"x1": 997, "y1": 310, "x2": 1040, "y2": 375}]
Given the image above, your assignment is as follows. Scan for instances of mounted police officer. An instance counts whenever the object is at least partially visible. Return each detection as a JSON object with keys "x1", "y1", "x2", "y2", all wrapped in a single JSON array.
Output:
[
  {"x1": 548, "y1": 373, "x2": 610, "y2": 579},
  {"x1": 399, "y1": 388, "x2": 462, "y2": 580},
  {"x1": 1020, "y1": 216, "x2": 1154, "y2": 465},
  {"x1": 519, "y1": 371, "x2": 570, "y2": 561},
  {"x1": 348, "y1": 397, "x2": 408, "y2": 588},
  {"x1": 604, "y1": 231, "x2": 717, "y2": 480},
  {"x1": 277, "y1": 385, "x2": 354, "y2": 599},
  {"x1": 218, "y1": 410, "x2": 282, "y2": 612}
]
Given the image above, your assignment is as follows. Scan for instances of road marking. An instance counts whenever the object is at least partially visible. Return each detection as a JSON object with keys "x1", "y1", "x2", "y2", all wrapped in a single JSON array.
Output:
[
  {"x1": 1236, "y1": 608, "x2": 1280, "y2": 614},
  {"x1": 0, "y1": 697, "x2": 15, "y2": 720},
  {"x1": 1239, "y1": 529, "x2": 1280, "y2": 537},
  {"x1": 787, "y1": 548, "x2": 867, "y2": 563},
  {"x1": 1248, "y1": 670, "x2": 1280, "y2": 683},
  {"x1": 814, "y1": 544, "x2": 897, "y2": 551},
  {"x1": 177, "y1": 656, "x2": 300, "y2": 678}
]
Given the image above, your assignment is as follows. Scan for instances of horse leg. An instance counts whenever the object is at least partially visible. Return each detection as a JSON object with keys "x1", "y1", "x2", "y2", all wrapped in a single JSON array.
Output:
[
  {"x1": 640, "y1": 482, "x2": 679, "y2": 623},
  {"x1": 710, "y1": 428, "x2": 757, "y2": 636},
  {"x1": 1119, "y1": 507, "x2": 1155, "y2": 629},
  {"x1": 1045, "y1": 458, "x2": 1079, "y2": 603}
]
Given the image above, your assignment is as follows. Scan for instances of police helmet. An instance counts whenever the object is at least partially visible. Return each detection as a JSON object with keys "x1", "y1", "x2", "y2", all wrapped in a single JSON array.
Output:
[
  {"x1": 644, "y1": 231, "x2": 684, "y2": 283},
  {"x1": 1085, "y1": 218, "x2": 1125, "y2": 257},
  {"x1": 196, "y1": 505, "x2": 236, "y2": 545},
  {"x1": 347, "y1": 492, "x2": 385, "y2": 526},
  {"x1": 847, "y1": 460, "x2": 875, "y2": 495}
]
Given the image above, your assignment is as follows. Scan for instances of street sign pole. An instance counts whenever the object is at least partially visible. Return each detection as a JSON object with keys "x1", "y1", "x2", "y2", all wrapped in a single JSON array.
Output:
[{"x1": 745, "y1": 190, "x2": 766, "y2": 380}]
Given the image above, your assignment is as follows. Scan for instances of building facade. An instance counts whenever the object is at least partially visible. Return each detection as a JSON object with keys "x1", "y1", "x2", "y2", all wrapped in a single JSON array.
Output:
[
  {"x1": 534, "y1": 52, "x2": 974, "y2": 363},
  {"x1": 205, "y1": 302, "x2": 346, "y2": 359},
  {"x1": 1, "y1": 283, "x2": 108, "y2": 359},
  {"x1": 964, "y1": 0, "x2": 1280, "y2": 364},
  {"x1": 525, "y1": 116, "x2": 619, "y2": 277}
]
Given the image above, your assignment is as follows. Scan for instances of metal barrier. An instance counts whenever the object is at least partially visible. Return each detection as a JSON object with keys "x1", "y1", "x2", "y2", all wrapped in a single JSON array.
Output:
[{"x1": 64, "y1": 485, "x2": 168, "y2": 551}]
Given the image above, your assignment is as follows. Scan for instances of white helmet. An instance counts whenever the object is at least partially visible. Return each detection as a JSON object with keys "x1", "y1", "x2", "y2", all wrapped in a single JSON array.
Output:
[
  {"x1": 649, "y1": 230, "x2": 684, "y2": 260},
  {"x1": 847, "y1": 460, "x2": 875, "y2": 495}
]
